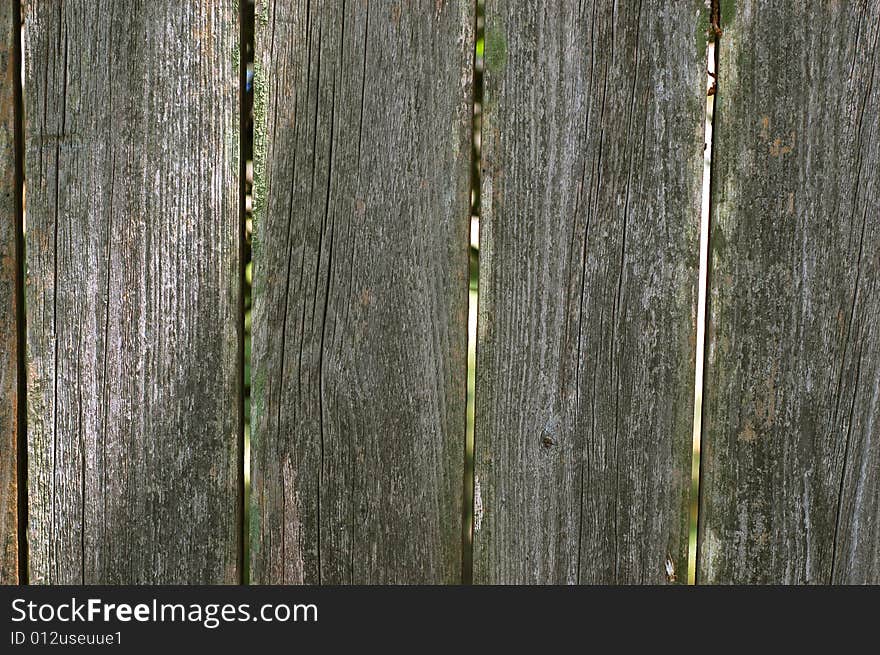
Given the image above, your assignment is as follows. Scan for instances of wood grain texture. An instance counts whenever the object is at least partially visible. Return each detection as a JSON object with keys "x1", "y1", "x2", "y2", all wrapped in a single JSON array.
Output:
[
  {"x1": 699, "y1": 1, "x2": 880, "y2": 584},
  {"x1": 0, "y1": 0, "x2": 19, "y2": 584},
  {"x1": 474, "y1": 1, "x2": 706, "y2": 584},
  {"x1": 23, "y1": 0, "x2": 241, "y2": 583},
  {"x1": 250, "y1": 0, "x2": 473, "y2": 584}
]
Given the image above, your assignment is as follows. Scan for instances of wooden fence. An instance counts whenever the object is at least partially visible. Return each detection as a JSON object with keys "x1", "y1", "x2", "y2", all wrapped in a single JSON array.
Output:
[{"x1": 0, "y1": 0, "x2": 877, "y2": 585}]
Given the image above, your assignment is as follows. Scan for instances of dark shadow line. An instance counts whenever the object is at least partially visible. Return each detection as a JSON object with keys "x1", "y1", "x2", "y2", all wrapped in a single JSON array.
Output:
[
  {"x1": 460, "y1": 0, "x2": 482, "y2": 587},
  {"x1": 238, "y1": 0, "x2": 255, "y2": 586},
  {"x1": 694, "y1": 3, "x2": 722, "y2": 586},
  {"x1": 13, "y1": 0, "x2": 28, "y2": 586}
]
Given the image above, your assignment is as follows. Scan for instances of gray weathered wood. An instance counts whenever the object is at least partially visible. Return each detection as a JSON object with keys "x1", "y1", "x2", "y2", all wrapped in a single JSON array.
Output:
[
  {"x1": 473, "y1": 1, "x2": 706, "y2": 584},
  {"x1": 23, "y1": 0, "x2": 241, "y2": 583},
  {"x1": 0, "y1": 0, "x2": 19, "y2": 584},
  {"x1": 250, "y1": 0, "x2": 473, "y2": 584},
  {"x1": 699, "y1": 1, "x2": 880, "y2": 584}
]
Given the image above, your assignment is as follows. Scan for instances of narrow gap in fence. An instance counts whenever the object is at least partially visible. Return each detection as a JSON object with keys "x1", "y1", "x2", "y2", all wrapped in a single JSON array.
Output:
[
  {"x1": 240, "y1": 0, "x2": 256, "y2": 586},
  {"x1": 461, "y1": 0, "x2": 484, "y2": 586},
  {"x1": 13, "y1": 0, "x2": 27, "y2": 586},
  {"x1": 688, "y1": 4, "x2": 722, "y2": 585}
]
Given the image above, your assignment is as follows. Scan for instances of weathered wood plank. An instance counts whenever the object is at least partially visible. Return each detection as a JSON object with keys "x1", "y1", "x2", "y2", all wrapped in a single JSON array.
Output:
[
  {"x1": 23, "y1": 0, "x2": 241, "y2": 583},
  {"x1": 474, "y1": 1, "x2": 706, "y2": 584},
  {"x1": 250, "y1": 0, "x2": 473, "y2": 584},
  {"x1": 0, "y1": 0, "x2": 19, "y2": 584},
  {"x1": 699, "y1": 1, "x2": 880, "y2": 584}
]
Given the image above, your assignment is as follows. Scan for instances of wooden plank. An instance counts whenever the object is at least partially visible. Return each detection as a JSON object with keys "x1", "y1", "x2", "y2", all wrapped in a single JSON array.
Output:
[
  {"x1": 474, "y1": 1, "x2": 706, "y2": 584},
  {"x1": 250, "y1": 1, "x2": 473, "y2": 584},
  {"x1": 23, "y1": 0, "x2": 241, "y2": 583},
  {"x1": 699, "y1": 1, "x2": 880, "y2": 584},
  {"x1": 0, "y1": 0, "x2": 19, "y2": 584}
]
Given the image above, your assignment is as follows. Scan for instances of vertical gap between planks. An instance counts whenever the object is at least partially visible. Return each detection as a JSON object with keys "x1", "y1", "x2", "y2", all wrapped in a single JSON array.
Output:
[
  {"x1": 689, "y1": 5, "x2": 721, "y2": 585},
  {"x1": 13, "y1": 0, "x2": 27, "y2": 585},
  {"x1": 461, "y1": 0, "x2": 484, "y2": 586},
  {"x1": 240, "y1": 0, "x2": 256, "y2": 585}
]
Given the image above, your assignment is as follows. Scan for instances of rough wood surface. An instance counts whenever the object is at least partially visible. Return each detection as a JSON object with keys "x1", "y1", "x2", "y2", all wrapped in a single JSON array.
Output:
[
  {"x1": 473, "y1": 1, "x2": 706, "y2": 584},
  {"x1": 699, "y1": 1, "x2": 880, "y2": 584},
  {"x1": 0, "y1": 0, "x2": 19, "y2": 584},
  {"x1": 23, "y1": 0, "x2": 241, "y2": 583},
  {"x1": 250, "y1": 0, "x2": 473, "y2": 584}
]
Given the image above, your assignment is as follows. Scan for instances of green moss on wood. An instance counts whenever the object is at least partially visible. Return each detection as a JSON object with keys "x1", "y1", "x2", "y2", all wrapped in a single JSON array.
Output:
[
  {"x1": 248, "y1": 500, "x2": 261, "y2": 558},
  {"x1": 251, "y1": 59, "x2": 268, "y2": 233},
  {"x1": 695, "y1": 4, "x2": 710, "y2": 60},
  {"x1": 720, "y1": 0, "x2": 736, "y2": 23},
  {"x1": 484, "y1": 28, "x2": 507, "y2": 74}
]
